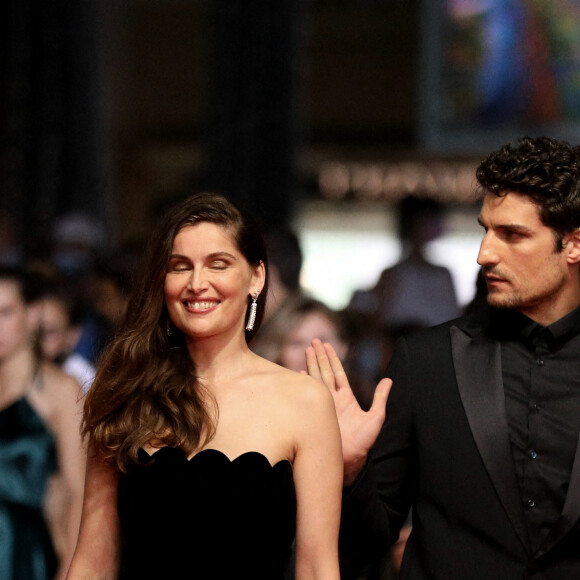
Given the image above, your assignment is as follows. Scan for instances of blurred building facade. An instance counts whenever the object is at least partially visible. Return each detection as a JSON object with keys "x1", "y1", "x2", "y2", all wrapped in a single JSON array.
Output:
[{"x1": 3, "y1": 0, "x2": 580, "y2": 307}]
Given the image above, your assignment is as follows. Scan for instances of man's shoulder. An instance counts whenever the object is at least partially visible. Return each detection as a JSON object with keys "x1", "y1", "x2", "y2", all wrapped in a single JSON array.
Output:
[{"x1": 396, "y1": 309, "x2": 491, "y2": 347}]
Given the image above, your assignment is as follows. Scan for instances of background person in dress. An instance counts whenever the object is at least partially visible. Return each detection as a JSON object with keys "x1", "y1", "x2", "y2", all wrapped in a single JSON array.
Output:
[{"x1": 0, "y1": 266, "x2": 85, "y2": 580}]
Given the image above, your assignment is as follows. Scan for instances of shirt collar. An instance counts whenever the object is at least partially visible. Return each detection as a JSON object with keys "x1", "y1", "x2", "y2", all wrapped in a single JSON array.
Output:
[
  {"x1": 545, "y1": 303, "x2": 580, "y2": 344},
  {"x1": 486, "y1": 304, "x2": 580, "y2": 349}
]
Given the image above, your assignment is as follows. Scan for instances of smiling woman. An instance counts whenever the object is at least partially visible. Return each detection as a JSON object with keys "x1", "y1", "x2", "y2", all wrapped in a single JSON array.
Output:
[
  {"x1": 164, "y1": 222, "x2": 265, "y2": 344},
  {"x1": 66, "y1": 193, "x2": 343, "y2": 580}
]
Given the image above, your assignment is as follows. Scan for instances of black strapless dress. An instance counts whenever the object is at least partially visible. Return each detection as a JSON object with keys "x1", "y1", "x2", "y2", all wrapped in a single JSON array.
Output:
[{"x1": 117, "y1": 447, "x2": 296, "y2": 579}]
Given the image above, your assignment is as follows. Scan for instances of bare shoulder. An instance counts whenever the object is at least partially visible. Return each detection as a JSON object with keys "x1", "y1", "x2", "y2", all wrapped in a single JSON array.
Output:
[
  {"x1": 256, "y1": 362, "x2": 341, "y2": 462},
  {"x1": 43, "y1": 362, "x2": 82, "y2": 395},
  {"x1": 254, "y1": 356, "x2": 335, "y2": 414},
  {"x1": 38, "y1": 362, "x2": 83, "y2": 415},
  {"x1": 243, "y1": 356, "x2": 340, "y2": 464}
]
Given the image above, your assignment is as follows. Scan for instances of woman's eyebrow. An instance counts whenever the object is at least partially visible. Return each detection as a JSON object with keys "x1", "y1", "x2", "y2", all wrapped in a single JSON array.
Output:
[{"x1": 168, "y1": 251, "x2": 237, "y2": 260}]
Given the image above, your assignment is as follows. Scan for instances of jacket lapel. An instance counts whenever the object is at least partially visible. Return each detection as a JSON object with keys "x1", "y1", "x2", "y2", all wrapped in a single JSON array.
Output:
[{"x1": 450, "y1": 324, "x2": 531, "y2": 554}]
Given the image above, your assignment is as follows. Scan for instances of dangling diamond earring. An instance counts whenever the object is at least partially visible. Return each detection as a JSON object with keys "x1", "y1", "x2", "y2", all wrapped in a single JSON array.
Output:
[
  {"x1": 245, "y1": 292, "x2": 259, "y2": 331},
  {"x1": 166, "y1": 319, "x2": 172, "y2": 337}
]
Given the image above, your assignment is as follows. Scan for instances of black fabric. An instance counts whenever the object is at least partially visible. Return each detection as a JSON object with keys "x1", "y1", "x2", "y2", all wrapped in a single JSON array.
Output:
[
  {"x1": 340, "y1": 308, "x2": 580, "y2": 580},
  {"x1": 117, "y1": 447, "x2": 296, "y2": 579},
  {"x1": 499, "y1": 306, "x2": 580, "y2": 553},
  {"x1": 0, "y1": 0, "x2": 109, "y2": 258},
  {"x1": 202, "y1": 0, "x2": 305, "y2": 224}
]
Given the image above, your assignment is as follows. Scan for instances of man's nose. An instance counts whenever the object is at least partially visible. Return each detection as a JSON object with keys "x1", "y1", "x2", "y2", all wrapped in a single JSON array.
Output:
[{"x1": 477, "y1": 233, "x2": 498, "y2": 266}]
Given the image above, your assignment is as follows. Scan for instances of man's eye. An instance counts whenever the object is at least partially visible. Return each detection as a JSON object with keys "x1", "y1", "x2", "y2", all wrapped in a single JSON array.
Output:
[{"x1": 503, "y1": 230, "x2": 522, "y2": 241}]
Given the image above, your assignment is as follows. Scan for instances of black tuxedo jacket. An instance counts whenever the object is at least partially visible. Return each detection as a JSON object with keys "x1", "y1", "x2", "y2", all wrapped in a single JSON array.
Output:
[{"x1": 341, "y1": 313, "x2": 580, "y2": 580}]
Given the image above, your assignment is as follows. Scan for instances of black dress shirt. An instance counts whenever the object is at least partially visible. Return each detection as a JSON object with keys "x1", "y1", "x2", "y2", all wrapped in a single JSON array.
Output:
[{"x1": 494, "y1": 306, "x2": 580, "y2": 553}]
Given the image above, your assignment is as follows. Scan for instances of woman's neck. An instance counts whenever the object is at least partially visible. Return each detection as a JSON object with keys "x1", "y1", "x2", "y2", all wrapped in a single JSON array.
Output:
[{"x1": 186, "y1": 332, "x2": 254, "y2": 386}]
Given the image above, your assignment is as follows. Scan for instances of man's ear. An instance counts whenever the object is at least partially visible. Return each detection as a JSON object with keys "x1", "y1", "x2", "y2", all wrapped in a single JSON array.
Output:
[{"x1": 564, "y1": 229, "x2": 580, "y2": 264}]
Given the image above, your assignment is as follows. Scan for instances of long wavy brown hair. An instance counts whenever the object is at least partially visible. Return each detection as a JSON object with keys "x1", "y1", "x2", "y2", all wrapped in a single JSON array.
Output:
[{"x1": 82, "y1": 193, "x2": 269, "y2": 471}]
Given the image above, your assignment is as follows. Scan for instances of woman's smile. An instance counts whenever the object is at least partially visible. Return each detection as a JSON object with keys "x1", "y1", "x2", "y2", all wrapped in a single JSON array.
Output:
[{"x1": 183, "y1": 299, "x2": 220, "y2": 313}]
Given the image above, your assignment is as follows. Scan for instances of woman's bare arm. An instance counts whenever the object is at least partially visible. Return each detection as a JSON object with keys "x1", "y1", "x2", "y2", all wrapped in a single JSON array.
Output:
[
  {"x1": 292, "y1": 375, "x2": 343, "y2": 580},
  {"x1": 37, "y1": 368, "x2": 87, "y2": 580},
  {"x1": 66, "y1": 450, "x2": 121, "y2": 580}
]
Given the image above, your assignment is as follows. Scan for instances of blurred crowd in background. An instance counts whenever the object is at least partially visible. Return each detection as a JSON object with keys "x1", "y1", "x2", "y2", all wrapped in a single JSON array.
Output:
[
  {"x1": 2, "y1": 1, "x2": 578, "y2": 578},
  {"x1": 0, "y1": 188, "x2": 486, "y2": 579}
]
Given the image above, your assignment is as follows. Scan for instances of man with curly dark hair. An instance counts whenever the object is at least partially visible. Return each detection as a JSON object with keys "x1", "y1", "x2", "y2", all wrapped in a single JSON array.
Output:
[{"x1": 308, "y1": 136, "x2": 580, "y2": 579}]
